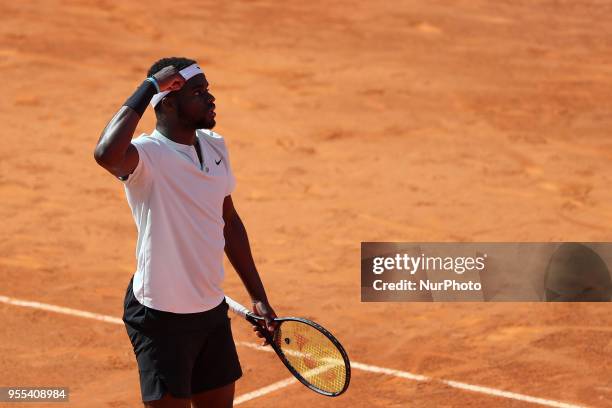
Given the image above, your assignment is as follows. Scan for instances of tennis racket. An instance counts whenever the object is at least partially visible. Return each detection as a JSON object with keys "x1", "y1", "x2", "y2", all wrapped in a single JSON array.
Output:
[{"x1": 225, "y1": 296, "x2": 350, "y2": 397}]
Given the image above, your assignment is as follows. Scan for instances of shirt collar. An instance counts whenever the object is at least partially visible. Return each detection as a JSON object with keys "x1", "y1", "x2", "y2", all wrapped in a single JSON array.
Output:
[{"x1": 151, "y1": 129, "x2": 195, "y2": 152}]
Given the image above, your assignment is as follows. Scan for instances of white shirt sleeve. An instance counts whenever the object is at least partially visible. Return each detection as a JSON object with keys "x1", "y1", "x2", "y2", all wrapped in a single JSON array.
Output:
[{"x1": 120, "y1": 137, "x2": 157, "y2": 192}]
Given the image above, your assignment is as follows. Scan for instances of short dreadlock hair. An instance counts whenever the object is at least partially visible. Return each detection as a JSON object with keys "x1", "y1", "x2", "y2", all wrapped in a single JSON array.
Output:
[{"x1": 147, "y1": 56, "x2": 196, "y2": 77}]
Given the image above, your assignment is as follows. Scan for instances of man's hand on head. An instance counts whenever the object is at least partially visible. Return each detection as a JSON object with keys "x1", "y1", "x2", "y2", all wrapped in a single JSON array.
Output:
[{"x1": 152, "y1": 66, "x2": 186, "y2": 92}]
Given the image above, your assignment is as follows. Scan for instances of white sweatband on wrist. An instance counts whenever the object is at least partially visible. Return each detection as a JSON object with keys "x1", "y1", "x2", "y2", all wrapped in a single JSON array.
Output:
[{"x1": 150, "y1": 63, "x2": 204, "y2": 108}]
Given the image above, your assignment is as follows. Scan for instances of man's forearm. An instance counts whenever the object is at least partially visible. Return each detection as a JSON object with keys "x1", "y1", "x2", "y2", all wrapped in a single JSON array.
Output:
[{"x1": 224, "y1": 214, "x2": 269, "y2": 304}]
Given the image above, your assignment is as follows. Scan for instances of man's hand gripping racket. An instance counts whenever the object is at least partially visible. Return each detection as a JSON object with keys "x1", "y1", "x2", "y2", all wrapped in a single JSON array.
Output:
[{"x1": 225, "y1": 296, "x2": 351, "y2": 397}]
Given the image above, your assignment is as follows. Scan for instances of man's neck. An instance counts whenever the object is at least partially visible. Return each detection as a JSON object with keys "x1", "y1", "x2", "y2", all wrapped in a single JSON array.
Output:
[{"x1": 156, "y1": 123, "x2": 196, "y2": 146}]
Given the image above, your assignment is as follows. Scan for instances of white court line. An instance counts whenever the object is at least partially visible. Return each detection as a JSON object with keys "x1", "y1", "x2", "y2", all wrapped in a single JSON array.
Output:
[
  {"x1": 233, "y1": 377, "x2": 297, "y2": 405},
  {"x1": 0, "y1": 295, "x2": 124, "y2": 324},
  {"x1": 234, "y1": 363, "x2": 338, "y2": 405},
  {"x1": 0, "y1": 295, "x2": 588, "y2": 408},
  {"x1": 441, "y1": 380, "x2": 585, "y2": 408},
  {"x1": 237, "y1": 342, "x2": 582, "y2": 407}
]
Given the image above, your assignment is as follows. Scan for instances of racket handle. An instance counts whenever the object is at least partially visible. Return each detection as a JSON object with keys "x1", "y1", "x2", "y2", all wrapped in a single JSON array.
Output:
[{"x1": 225, "y1": 296, "x2": 250, "y2": 319}]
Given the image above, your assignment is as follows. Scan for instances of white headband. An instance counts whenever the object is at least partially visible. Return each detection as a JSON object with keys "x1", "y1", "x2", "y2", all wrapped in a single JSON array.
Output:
[{"x1": 150, "y1": 63, "x2": 204, "y2": 107}]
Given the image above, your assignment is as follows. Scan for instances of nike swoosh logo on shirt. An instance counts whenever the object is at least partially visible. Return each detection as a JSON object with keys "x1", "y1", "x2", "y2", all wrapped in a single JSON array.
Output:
[{"x1": 215, "y1": 159, "x2": 222, "y2": 165}]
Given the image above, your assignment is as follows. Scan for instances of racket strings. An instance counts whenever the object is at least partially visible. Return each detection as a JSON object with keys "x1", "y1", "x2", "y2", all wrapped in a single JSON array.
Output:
[{"x1": 275, "y1": 320, "x2": 347, "y2": 394}]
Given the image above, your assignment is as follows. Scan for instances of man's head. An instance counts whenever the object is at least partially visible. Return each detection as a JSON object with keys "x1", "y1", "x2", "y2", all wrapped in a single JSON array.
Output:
[{"x1": 148, "y1": 57, "x2": 216, "y2": 130}]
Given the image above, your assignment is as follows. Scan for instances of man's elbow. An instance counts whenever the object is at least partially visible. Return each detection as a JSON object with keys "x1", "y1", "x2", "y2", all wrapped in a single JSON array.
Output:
[
  {"x1": 93, "y1": 145, "x2": 107, "y2": 165},
  {"x1": 93, "y1": 144, "x2": 118, "y2": 169}
]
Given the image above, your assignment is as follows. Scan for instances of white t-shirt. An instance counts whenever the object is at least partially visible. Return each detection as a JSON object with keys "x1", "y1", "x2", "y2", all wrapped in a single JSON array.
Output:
[{"x1": 122, "y1": 128, "x2": 236, "y2": 313}]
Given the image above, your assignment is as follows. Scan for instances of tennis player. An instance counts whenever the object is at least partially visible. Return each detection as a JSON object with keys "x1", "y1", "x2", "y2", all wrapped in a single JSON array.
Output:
[{"x1": 94, "y1": 57, "x2": 277, "y2": 408}]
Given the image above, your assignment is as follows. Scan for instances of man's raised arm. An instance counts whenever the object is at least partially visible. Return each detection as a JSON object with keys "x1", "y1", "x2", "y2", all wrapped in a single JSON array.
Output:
[{"x1": 93, "y1": 66, "x2": 184, "y2": 178}]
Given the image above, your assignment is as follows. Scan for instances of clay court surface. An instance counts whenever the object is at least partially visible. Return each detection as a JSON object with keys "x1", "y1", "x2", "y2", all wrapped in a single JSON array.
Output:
[{"x1": 1, "y1": 0, "x2": 611, "y2": 406}]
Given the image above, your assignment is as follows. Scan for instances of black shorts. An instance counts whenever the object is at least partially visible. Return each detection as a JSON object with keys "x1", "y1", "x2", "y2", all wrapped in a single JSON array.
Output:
[{"x1": 122, "y1": 278, "x2": 242, "y2": 402}]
